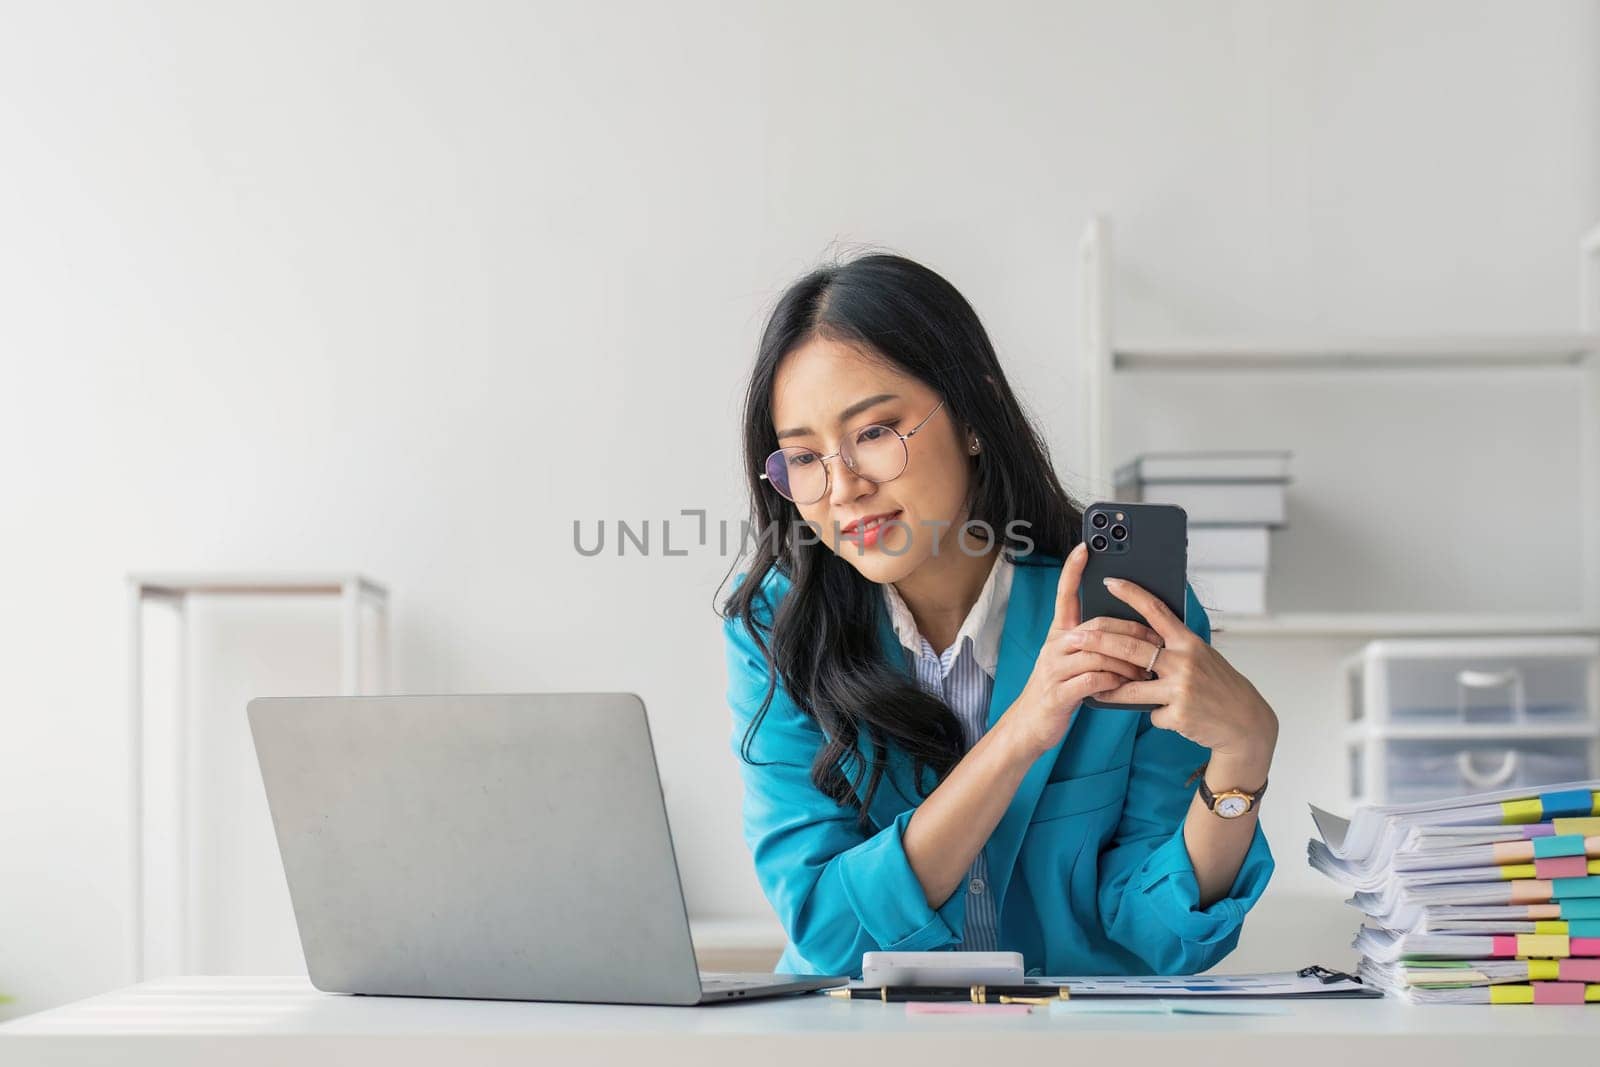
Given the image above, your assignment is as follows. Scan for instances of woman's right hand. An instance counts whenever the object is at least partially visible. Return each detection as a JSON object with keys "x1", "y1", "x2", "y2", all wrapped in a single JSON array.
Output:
[{"x1": 1004, "y1": 541, "x2": 1166, "y2": 759}]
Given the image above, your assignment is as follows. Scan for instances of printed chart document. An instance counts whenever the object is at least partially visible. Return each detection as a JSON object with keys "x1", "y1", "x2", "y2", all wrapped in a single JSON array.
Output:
[
  {"x1": 1028, "y1": 969, "x2": 1378, "y2": 999},
  {"x1": 839, "y1": 968, "x2": 1376, "y2": 998}
]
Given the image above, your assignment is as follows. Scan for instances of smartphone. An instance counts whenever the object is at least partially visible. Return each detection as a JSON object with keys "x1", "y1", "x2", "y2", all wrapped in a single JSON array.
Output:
[{"x1": 1076, "y1": 500, "x2": 1188, "y2": 712}]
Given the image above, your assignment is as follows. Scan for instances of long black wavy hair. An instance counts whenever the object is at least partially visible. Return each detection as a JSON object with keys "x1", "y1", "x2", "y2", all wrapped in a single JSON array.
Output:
[{"x1": 720, "y1": 252, "x2": 1086, "y2": 831}]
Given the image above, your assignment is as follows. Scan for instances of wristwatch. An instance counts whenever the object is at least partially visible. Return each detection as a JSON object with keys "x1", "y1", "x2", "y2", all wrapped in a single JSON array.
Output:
[{"x1": 1197, "y1": 774, "x2": 1268, "y2": 819}]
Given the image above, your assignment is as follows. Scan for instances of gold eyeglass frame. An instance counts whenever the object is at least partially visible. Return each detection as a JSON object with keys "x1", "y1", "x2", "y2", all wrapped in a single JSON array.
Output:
[{"x1": 759, "y1": 400, "x2": 947, "y2": 505}]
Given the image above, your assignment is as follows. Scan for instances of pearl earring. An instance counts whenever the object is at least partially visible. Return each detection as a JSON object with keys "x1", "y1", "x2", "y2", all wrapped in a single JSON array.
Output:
[{"x1": 969, "y1": 438, "x2": 981, "y2": 454}]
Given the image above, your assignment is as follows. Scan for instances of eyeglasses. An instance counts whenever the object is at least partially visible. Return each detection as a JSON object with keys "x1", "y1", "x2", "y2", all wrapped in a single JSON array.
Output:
[{"x1": 760, "y1": 400, "x2": 946, "y2": 505}]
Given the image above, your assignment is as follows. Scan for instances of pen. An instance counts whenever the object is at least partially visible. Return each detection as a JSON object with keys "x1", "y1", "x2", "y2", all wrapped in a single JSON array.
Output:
[{"x1": 826, "y1": 984, "x2": 1070, "y2": 1003}]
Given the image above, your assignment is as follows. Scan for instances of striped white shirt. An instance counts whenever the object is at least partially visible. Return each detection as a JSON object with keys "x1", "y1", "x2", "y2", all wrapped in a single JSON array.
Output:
[{"x1": 881, "y1": 551, "x2": 1014, "y2": 953}]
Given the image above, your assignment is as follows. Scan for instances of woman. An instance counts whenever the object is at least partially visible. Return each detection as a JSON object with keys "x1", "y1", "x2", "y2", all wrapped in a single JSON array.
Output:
[{"x1": 720, "y1": 253, "x2": 1278, "y2": 979}]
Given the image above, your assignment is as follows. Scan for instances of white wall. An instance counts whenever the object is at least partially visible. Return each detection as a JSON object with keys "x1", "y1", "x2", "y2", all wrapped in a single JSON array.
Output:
[{"x1": 3, "y1": 0, "x2": 1598, "y2": 1017}]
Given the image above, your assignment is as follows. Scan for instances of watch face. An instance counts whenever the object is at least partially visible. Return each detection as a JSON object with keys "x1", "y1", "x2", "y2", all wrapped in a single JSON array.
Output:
[{"x1": 1216, "y1": 794, "x2": 1250, "y2": 818}]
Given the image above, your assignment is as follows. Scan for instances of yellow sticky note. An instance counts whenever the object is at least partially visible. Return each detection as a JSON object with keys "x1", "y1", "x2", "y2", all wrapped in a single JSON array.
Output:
[
  {"x1": 1515, "y1": 933, "x2": 1569, "y2": 958},
  {"x1": 1502, "y1": 798, "x2": 1543, "y2": 824}
]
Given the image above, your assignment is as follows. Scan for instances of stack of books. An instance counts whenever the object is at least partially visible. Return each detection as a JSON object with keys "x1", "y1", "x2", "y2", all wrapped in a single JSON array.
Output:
[
  {"x1": 1113, "y1": 451, "x2": 1290, "y2": 616},
  {"x1": 1308, "y1": 780, "x2": 1600, "y2": 1004}
]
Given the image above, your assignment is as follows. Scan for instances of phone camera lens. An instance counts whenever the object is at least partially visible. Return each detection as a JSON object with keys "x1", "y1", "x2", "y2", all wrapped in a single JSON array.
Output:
[
  {"x1": 1090, "y1": 534, "x2": 1108, "y2": 551},
  {"x1": 1090, "y1": 513, "x2": 1109, "y2": 529},
  {"x1": 1110, "y1": 524, "x2": 1128, "y2": 541}
]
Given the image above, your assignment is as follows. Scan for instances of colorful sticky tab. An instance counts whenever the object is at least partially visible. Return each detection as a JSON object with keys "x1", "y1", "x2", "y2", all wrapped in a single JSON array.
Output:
[
  {"x1": 1562, "y1": 959, "x2": 1600, "y2": 982},
  {"x1": 1510, "y1": 879, "x2": 1553, "y2": 904},
  {"x1": 1532, "y1": 834, "x2": 1588, "y2": 859},
  {"x1": 1514, "y1": 933, "x2": 1570, "y2": 958},
  {"x1": 1535, "y1": 856, "x2": 1591, "y2": 879},
  {"x1": 1533, "y1": 982, "x2": 1588, "y2": 1005},
  {"x1": 1503, "y1": 798, "x2": 1544, "y2": 824},
  {"x1": 1489, "y1": 985, "x2": 1535, "y2": 1004},
  {"x1": 1505, "y1": 793, "x2": 1600, "y2": 825},
  {"x1": 1553, "y1": 875, "x2": 1600, "y2": 900},
  {"x1": 1541, "y1": 790, "x2": 1600, "y2": 819},
  {"x1": 1491, "y1": 840, "x2": 1529, "y2": 865},
  {"x1": 1564, "y1": 898, "x2": 1600, "y2": 919},
  {"x1": 1527, "y1": 959, "x2": 1561, "y2": 980}
]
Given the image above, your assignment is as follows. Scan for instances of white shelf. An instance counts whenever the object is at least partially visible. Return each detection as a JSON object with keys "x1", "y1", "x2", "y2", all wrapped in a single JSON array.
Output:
[
  {"x1": 125, "y1": 571, "x2": 392, "y2": 983},
  {"x1": 1210, "y1": 612, "x2": 1600, "y2": 638},
  {"x1": 1113, "y1": 334, "x2": 1600, "y2": 371},
  {"x1": 1077, "y1": 215, "x2": 1600, "y2": 625},
  {"x1": 128, "y1": 572, "x2": 389, "y2": 599},
  {"x1": 1346, "y1": 723, "x2": 1600, "y2": 742}
]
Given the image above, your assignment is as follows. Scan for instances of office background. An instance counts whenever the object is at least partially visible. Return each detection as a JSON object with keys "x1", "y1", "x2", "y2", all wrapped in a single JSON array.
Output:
[{"x1": 2, "y1": 0, "x2": 1598, "y2": 1021}]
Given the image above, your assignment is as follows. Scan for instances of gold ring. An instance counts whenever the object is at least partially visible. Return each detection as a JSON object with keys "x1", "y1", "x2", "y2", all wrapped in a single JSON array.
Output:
[{"x1": 1146, "y1": 645, "x2": 1162, "y2": 673}]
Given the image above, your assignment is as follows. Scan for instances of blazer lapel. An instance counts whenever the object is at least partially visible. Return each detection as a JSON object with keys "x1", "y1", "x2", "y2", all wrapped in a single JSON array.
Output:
[
  {"x1": 982, "y1": 554, "x2": 1075, "y2": 912},
  {"x1": 849, "y1": 556, "x2": 1076, "y2": 872},
  {"x1": 854, "y1": 596, "x2": 925, "y2": 820}
]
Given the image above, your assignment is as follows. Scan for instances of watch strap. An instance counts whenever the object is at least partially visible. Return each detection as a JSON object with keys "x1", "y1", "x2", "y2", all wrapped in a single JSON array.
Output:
[{"x1": 1195, "y1": 769, "x2": 1268, "y2": 812}]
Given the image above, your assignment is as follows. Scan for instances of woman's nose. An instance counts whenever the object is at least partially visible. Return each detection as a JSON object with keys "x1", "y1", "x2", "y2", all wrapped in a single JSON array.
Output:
[{"x1": 826, "y1": 453, "x2": 873, "y2": 508}]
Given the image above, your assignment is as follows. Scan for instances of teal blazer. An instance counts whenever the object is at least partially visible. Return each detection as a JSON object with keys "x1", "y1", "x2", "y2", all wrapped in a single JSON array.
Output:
[{"x1": 724, "y1": 552, "x2": 1273, "y2": 978}]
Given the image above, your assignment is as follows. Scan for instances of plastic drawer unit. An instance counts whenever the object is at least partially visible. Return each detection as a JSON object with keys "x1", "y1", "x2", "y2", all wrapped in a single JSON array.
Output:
[{"x1": 1344, "y1": 636, "x2": 1600, "y2": 804}]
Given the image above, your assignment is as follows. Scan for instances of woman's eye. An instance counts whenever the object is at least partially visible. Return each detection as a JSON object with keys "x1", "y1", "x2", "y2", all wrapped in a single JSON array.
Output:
[
  {"x1": 788, "y1": 452, "x2": 817, "y2": 468},
  {"x1": 857, "y1": 425, "x2": 889, "y2": 443}
]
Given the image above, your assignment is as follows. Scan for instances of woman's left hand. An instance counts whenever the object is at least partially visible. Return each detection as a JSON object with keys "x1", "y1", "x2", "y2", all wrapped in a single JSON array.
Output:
[{"x1": 1064, "y1": 577, "x2": 1279, "y2": 767}]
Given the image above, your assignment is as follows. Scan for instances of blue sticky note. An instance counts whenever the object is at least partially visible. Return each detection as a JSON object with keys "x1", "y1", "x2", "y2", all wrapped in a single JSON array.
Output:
[
  {"x1": 1540, "y1": 790, "x2": 1594, "y2": 819},
  {"x1": 1533, "y1": 834, "x2": 1587, "y2": 859},
  {"x1": 1163, "y1": 1000, "x2": 1291, "y2": 1015}
]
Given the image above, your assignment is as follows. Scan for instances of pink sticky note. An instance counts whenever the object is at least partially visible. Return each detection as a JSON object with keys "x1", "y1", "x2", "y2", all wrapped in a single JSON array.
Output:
[
  {"x1": 1535, "y1": 856, "x2": 1589, "y2": 880},
  {"x1": 905, "y1": 1002, "x2": 1032, "y2": 1016},
  {"x1": 1559, "y1": 959, "x2": 1600, "y2": 982},
  {"x1": 1532, "y1": 982, "x2": 1586, "y2": 1006}
]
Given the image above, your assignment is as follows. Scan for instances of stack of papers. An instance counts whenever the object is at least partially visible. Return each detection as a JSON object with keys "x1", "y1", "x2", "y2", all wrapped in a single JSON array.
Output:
[{"x1": 1308, "y1": 780, "x2": 1600, "y2": 1004}]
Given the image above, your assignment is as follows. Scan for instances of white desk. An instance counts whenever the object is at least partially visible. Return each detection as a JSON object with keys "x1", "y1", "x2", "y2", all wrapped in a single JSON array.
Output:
[{"x1": 2, "y1": 976, "x2": 1596, "y2": 1067}]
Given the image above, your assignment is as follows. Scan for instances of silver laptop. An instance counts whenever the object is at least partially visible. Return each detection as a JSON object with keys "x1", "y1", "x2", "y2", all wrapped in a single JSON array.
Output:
[{"x1": 247, "y1": 692, "x2": 844, "y2": 1005}]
